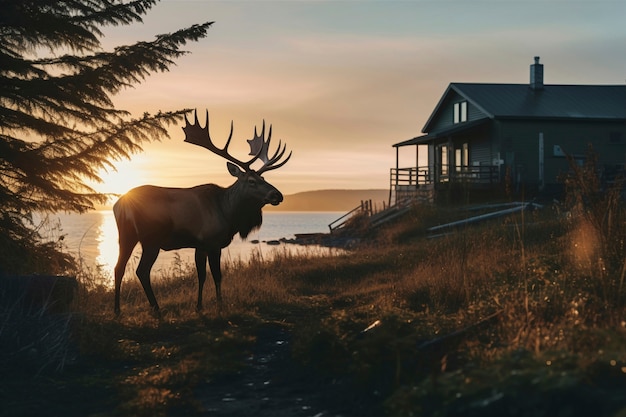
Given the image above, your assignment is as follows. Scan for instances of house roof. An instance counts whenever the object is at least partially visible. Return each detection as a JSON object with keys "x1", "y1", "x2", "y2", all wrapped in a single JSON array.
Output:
[
  {"x1": 422, "y1": 83, "x2": 626, "y2": 133},
  {"x1": 393, "y1": 119, "x2": 489, "y2": 147}
]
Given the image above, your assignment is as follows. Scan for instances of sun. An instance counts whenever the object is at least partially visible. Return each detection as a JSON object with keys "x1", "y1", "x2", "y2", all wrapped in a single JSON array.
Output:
[{"x1": 92, "y1": 156, "x2": 148, "y2": 203}]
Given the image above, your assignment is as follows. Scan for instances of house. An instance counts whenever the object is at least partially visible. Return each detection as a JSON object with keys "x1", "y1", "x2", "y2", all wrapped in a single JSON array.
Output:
[{"x1": 390, "y1": 57, "x2": 626, "y2": 204}]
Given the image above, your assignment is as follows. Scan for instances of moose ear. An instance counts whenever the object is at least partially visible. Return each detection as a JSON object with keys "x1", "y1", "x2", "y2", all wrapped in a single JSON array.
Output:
[{"x1": 227, "y1": 162, "x2": 244, "y2": 178}]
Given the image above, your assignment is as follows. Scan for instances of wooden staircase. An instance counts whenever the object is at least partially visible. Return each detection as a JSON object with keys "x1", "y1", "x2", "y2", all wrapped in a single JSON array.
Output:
[{"x1": 328, "y1": 198, "x2": 414, "y2": 234}]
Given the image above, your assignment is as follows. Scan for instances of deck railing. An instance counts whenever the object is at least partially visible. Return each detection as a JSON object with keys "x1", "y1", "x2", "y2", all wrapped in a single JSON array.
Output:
[
  {"x1": 389, "y1": 165, "x2": 500, "y2": 205},
  {"x1": 390, "y1": 165, "x2": 499, "y2": 188},
  {"x1": 328, "y1": 199, "x2": 381, "y2": 233}
]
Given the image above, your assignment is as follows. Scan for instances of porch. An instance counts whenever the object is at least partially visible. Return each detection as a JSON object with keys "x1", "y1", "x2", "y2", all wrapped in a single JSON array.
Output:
[
  {"x1": 390, "y1": 118, "x2": 502, "y2": 205},
  {"x1": 388, "y1": 164, "x2": 500, "y2": 206}
]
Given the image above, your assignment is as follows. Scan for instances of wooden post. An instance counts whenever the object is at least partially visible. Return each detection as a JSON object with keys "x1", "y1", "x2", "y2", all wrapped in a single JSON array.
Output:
[{"x1": 415, "y1": 144, "x2": 419, "y2": 185}]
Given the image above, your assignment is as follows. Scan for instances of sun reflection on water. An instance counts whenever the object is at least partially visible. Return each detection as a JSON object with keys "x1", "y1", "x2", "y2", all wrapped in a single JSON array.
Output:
[
  {"x1": 95, "y1": 210, "x2": 119, "y2": 276},
  {"x1": 54, "y1": 210, "x2": 343, "y2": 288},
  {"x1": 91, "y1": 210, "x2": 196, "y2": 282}
]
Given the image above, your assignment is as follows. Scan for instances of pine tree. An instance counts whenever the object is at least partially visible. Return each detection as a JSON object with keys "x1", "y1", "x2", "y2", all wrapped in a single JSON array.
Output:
[{"x1": 0, "y1": 0, "x2": 213, "y2": 273}]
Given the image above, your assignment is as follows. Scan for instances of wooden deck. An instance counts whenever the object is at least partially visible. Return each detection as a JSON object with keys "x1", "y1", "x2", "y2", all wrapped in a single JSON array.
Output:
[{"x1": 389, "y1": 165, "x2": 500, "y2": 205}]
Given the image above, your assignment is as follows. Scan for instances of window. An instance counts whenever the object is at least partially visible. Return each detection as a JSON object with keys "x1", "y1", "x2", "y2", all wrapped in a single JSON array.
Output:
[
  {"x1": 453, "y1": 101, "x2": 467, "y2": 124},
  {"x1": 455, "y1": 143, "x2": 469, "y2": 173}
]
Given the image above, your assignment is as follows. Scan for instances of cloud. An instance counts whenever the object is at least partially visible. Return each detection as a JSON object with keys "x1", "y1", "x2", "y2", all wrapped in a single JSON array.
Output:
[{"x1": 102, "y1": 0, "x2": 626, "y2": 195}]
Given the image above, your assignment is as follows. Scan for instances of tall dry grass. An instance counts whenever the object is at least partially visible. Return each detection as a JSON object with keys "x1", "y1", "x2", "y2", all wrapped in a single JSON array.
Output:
[{"x1": 5, "y1": 151, "x2": 625, "y2": 416}]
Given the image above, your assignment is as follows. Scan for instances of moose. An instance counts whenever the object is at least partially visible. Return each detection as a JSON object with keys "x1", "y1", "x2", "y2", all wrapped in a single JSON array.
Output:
[{"x1": 113, "y1": 111, "x2": 291, "y2": 315}]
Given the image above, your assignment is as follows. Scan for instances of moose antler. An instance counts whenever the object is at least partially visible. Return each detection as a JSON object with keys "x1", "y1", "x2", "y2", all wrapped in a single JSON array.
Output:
[
  {"x1": 247, "y1": 123, "x2": 270, "y2": 163},
  {"x1": 183, "y1": 110, "x2": 261, "y2": 171},
  {"x1": 184, "y1": 109, "x2": 291, "y2": 174},
  {"x1": 246, "y1": 120, "x2": 292, "y2": 175}
]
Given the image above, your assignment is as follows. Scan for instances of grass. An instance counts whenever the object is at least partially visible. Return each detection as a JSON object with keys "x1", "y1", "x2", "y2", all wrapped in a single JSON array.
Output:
[{"x1": 2, "y1": 166, "x2": 626, "y2": 416}]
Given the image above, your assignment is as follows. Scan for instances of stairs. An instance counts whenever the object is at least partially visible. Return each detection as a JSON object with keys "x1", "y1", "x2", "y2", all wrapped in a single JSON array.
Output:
[{"x1": 329, "y1": 198, "x2": 413, "y2": 234}]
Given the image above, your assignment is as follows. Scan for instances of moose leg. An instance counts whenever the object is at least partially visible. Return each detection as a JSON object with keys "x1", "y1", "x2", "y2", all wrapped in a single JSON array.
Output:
[
  {"x1": 207, "y1": 248, "x2": 223, "y2": 304},
  {"x1": 136, "y1": 245, "x2": 161, "y2": 312},
  {"x1": 114, "y1": 235, "x2": 138, "y2": 315},
  {"x1": 194, "y1": 249, "x2": 208, "y2": 311}
]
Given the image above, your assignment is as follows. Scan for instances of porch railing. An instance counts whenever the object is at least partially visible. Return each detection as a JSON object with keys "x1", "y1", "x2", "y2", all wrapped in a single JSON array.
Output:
[
  {"x1": 390, "y1": 167, "x2": 432, "y2": 187},
  {"x1": 388, "y1": 165, "x2": 500, "y2": 205},
  {"x1": 328, "y1": 199, "x2": 380, "y2": 233},
  {"x1": 390, "y1": 165, "x2": 499, "y2": 189}
]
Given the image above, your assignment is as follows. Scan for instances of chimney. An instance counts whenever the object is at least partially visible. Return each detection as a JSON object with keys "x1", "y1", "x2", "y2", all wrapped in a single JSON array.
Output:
[{"x1": 530, "y1": 56, "x2": 544, "y2": 90}]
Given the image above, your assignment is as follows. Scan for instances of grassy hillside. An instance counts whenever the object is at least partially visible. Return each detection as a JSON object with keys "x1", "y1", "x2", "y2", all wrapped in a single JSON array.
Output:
[
  {"x1": 265, "y1": 189, "x2": 388, "y2": 211},
  {"x1": 3, "y1": 162, "x2": 626, "y2": 416}
]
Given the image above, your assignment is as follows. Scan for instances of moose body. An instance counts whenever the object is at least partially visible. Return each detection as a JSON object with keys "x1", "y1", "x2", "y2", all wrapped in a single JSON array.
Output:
[{"x1": 113, "y1": 112, "x2": 290, "y2": 315}]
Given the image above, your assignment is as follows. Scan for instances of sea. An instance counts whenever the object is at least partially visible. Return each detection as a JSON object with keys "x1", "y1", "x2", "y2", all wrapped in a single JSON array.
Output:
[{"x1": 44, "y1": 211, "x2": 345, "y2": 282}]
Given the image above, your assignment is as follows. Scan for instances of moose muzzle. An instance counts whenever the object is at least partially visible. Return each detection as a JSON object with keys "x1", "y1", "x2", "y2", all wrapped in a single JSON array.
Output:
[{"x1": 266, "y1": 189, "x2": 283, "y2": 206}]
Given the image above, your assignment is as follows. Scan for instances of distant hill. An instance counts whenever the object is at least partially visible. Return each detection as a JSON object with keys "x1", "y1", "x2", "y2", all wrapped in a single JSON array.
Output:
[{"x1": 266, "y1": 189, "x2": 389, "y2": 212}]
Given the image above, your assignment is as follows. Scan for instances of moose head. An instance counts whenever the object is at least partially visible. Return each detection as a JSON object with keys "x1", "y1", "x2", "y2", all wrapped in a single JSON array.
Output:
[{"x1": 183, "y1": 110, "x2": 291, "y2": 206}]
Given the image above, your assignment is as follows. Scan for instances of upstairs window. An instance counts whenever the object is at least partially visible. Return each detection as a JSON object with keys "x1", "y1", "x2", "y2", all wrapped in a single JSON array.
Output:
[{"x1": 454, "y1": 101, "x2": 467, "y2": 124}]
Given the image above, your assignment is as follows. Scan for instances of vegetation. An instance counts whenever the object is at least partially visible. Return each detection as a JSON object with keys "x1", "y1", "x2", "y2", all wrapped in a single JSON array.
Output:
[
  {"x1": 0, "y1": 2, "x2": 623, "y2": 412},
  {"x1": 3, "y1": 2, "x2": 623, "y2": 416},
  {"x1": 0, "y1": 0, "x2": 212, "y2": 274},
  {"x1": 1, "y1": 155, "x2": 625, "y2": 416}
]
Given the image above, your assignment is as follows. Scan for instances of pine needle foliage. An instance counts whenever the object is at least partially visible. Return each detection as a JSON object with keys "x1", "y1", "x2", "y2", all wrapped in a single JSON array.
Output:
[{"x1": 0, "y1": 0, "x2": 213, "y2": 273}]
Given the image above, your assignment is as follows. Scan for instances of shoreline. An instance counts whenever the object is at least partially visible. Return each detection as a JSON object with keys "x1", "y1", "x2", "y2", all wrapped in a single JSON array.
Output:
[{"x1": 252, "y1": 232, "x2": 360, "y2": 250}]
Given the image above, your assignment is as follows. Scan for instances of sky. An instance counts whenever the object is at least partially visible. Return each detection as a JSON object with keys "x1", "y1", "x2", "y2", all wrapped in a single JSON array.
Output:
[{"x1": 95, "y1": 0, "x2": 626, "y2": 198}]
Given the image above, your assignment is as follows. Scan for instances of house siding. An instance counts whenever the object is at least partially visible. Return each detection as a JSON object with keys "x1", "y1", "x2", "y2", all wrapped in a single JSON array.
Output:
[
  {"x1": 470, "y1": 137, "x2": 492, "y2": 166},
  {"x1": 428, "y1": 95, "x2": 456, "y2": 132},
  {"x1": 467, "y1": 104, "x2": 484, "y2": 123},
  {"x1": 498, "y1": 119, "x2": 626, "y2": 185},
  {"x1": 427, "y1": 92, "x2": 489, "y2": 133}
]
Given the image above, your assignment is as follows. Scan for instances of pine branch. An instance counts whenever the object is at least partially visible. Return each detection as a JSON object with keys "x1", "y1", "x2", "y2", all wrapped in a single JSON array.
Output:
[
  {"x1": 2, "y1": 110, "x2": 190, "y2": 214},
  {"x1": 69, "y1": 0, "x2": 157, "y2": 28},
  {"x1": 1, "y1": 22, "x2": 212, "y2": 137},
  {"x1": 0, "y1": 0, "x2": 212, "y2": 272}
]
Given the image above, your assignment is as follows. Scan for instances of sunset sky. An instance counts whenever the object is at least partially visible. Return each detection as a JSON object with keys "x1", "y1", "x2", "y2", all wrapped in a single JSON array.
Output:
[{"x1": 96, "y1": 0, "x2": 626, "y2": 198}]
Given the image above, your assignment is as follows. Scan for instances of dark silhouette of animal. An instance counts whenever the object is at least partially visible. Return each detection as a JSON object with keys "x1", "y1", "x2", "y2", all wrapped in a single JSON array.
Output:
[{"x1": 113, "y1": 111, "x2": 291, "y2": 315}]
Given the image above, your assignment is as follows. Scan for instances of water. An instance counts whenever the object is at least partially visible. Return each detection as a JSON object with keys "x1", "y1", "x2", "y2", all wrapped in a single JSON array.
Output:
[{"x1": 46, "y1": 211, "x2": 344, "y2": 281}]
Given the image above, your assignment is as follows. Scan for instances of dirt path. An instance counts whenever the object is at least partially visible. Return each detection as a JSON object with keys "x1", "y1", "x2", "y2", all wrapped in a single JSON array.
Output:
[{"x1": 191, "y1": 323, "x2": 383, "y2": 417}]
